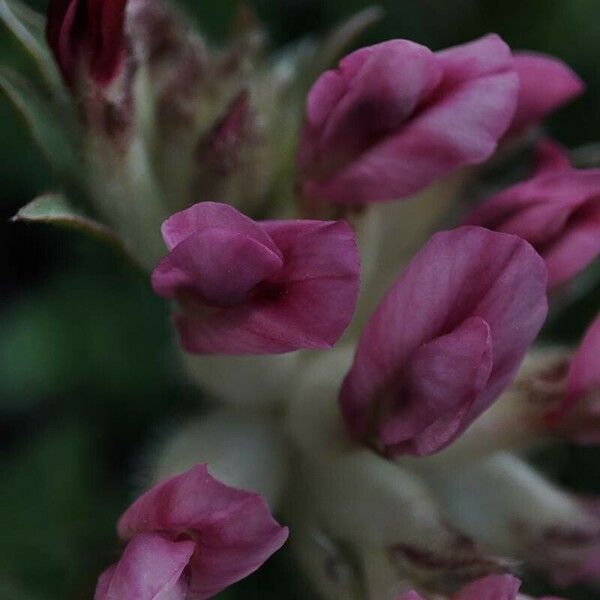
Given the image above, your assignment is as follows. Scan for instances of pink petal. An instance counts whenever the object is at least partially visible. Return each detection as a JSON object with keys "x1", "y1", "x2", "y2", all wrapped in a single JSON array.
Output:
[
  {"x1": 340, "y1": 226, "x2": 547, "y2": 455},
  {"x1": 465, "y1": 159, "x2": 600, "y2": 290},
  {"x1": 303, "y1": 34, "x2": 518, "y2": 204},
  {"x1": 160, "y1": 202, "x2": 278, "y2": 254},
  {"x1": 300, "y1": 40, "x2": 441, "y2": 178},
  {"x1": 380, "y1": 316, "x2": 493, "y2": 456},
  {"x1": 118, "y1": 465, "x2": 288, "y2": 600},
  {"x1": 170, "y1": 219, "x2": 360, "y2": 355},
  {"x1": 152, "y1": 229, "x2": 283, "y2": 307},
  {"x1": 543, "y1": 201, "x2": 600, "y2": 289},
  {"x1": 94, "y1": 532, "x2": 194, "y2": 600},
  {"x1": 566, "y1": 314, "x2": 600, "y2": 409},
  {"x1": 508, "y1": 52, "x2": 585, "y2": 136},
  {"x1": 453, "y1": 574, "x2": 521, "y2": 600}
]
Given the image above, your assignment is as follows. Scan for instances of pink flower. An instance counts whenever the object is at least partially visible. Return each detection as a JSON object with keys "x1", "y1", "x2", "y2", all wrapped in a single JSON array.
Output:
[
  {"x1": 546, "y1": 314, "x2": 600, "y2": 443},
  {"x1": 340, "y1": 226, "x2": 548, "y2": 456},
  {"x1": 464, "y1": 140, "x2": 600, "y2": 289},
  {"x1": 398, "y1": 574, "x2": 521, "y2": 600},
  {"x1": 507, "y1": 52, "x2": 584, "y2": 136},
  {"x1": 152, "y1": 202, "x2": 360, "y2": 355},
  {"x1": 95, "y1": 464, "x2": 288, "y2": 600},
  {"x1": 46, "y1": 0, "x2": 128, "y2": 87},
  {"x1": 298, "y1": 34, "x2": 519, "y2": 204}
]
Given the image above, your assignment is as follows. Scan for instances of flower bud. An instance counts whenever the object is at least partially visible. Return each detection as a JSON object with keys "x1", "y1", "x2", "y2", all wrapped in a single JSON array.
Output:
[{"x1": 298, "y1": 34, "x2": 518, "y2": 205}]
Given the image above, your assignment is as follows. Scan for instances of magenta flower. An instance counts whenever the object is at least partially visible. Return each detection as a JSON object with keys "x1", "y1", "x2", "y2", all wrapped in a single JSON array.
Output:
[
  {"x1": 399, "y1": 574, "x2": 521, "y2": 600},
  {"x1": 46, "y1": 0, "x2": 128, "y2": 86},
  {"x1": 547, "y1": 313, "x2": 600, "y2": 443},
  {"x1": 152, "y1": 202, "x2": 360, "y2": 355},
  {"x1": 298, "y1": 34, "x2": 519, "y2": 204},
  {"x1": 465, "y1": 140, "x2": 600, "y2": 289},
  {"x1": 95, "y1": 464, "x2": 288, "y2": 600},
  {"x1": 507, "y1": 52, "x2": 584, "y2": 136},
  {"x1": 340, "y1": 226, "x2": 548, "y2": 456}
]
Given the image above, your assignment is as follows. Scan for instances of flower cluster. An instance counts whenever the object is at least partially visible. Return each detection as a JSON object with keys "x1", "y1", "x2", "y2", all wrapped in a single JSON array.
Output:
[{"x1": 2, "y1": 0, "x2": 599, "y2": 599}]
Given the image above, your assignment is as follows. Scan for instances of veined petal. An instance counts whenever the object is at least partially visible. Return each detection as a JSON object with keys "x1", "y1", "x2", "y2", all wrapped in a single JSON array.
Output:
[
  {"x1": 380, "y1": 316, "x2": 493, "y2": 456},
  {"x1": 155, "y1": 203, "x2": 359, "y2": 354},
  {"x1": 340, "y1": 226, "x2": 547, "y2": 455}
]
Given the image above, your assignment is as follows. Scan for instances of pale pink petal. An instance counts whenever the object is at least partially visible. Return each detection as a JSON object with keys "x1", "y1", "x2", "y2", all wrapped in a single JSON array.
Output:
[
  {"x1": 453, "y1": 574, "x2": 521, "y2": 600},
  {"x1": 94, "y1": 532, "x2": 194, "y2": 600},
  {"x1": 380, "y1": 316, "x2": 493, "y2": 456},
  {"x1": 508, "y1": 52, "x2": 585, "y2": 135},
  {"x1": 302, "y1": 34, "x2": 518, "y2": 204},
  {"x1": 118, "y1": 465, "x2": 288, "y2": 600},
  {"x1": 171, "y1": 219, "x2": 360, "y2": 355},
  {"x1": 340, "y1": 226, "x2": 548, "y2": 455}
]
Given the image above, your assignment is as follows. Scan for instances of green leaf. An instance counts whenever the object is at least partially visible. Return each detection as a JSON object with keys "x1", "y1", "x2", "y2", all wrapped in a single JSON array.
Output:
[
  {"x1": 0, "y1": 67, "x2": 79, "y2": 177},
  {"x1": 0, "y1": 0, "x2": 65, "y2": 96},
  {"x1": 12, "y1": 192, "x2": 124, "y2": 245}
]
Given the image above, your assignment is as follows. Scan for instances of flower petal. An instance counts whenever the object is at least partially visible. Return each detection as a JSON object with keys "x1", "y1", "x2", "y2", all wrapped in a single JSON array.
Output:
[
  {"x1": 380, "y1": 316, "x2": 493, "y2": 456},
  {"x1": 464, "y1": 155, "x2": 600, "y2": 289},
  {"x1": 453, "y1": 574, "x2": 521, "y2": 600},
  {"x1": 304, "y1": 34, "x2": 518, "y2": 203},
  {"x1": 508, "y1": 52, "x2": 584, "y2": 135},
  {"x1": 152, "y1": 229, "x2": 283, "y2": 307},
  {"x1": 566, "y1": 314, "x2": 600, "y2": 410},
  {"x1": 118, "y1": 464, "x2": 288, "y2": 600},
  {"x1": 160, "y1": 201, "x2": 278, "y2": 254},
  {"x1": 172, "y1": 219, "x2": 360, "y2": 354},
  {"x1": 94, "y1": 532, "x2": 194, "y2": 600},
  {"x1": 340, "y1": 226, "x2": 548, "y2": 455},
  {"x1": 300, "y1": 40, "x2": 441, "y2": 178}
]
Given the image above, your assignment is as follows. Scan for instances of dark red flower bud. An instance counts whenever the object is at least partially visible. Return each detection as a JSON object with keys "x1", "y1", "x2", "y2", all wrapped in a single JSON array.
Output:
[{"x1": 46, "y1": 0, "x2": 128, "y2": 87}]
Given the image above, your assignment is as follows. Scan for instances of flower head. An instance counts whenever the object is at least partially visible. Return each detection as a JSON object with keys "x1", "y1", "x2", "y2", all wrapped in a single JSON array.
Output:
[
  {"x1": 298, "y1": 34, "x2": 519, "y2": 204},
  {"x1": 152, "y1": 201, "x2": 360, "y2": 354},
  {"x1": 95, "y1": 464, "x2": 288, "y2": 600},
  {"x1": 340, "y1": 226, "x2": 548, "y2": 456},
  {"x1": 465, "y1": 140, "x2": 600, "y2": 289}
]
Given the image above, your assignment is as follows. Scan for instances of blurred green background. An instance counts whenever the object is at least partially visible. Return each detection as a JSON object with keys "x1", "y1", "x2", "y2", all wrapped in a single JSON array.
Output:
[{"x1": 1, "y1": 1, "x2": 599, "y2": 598}]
